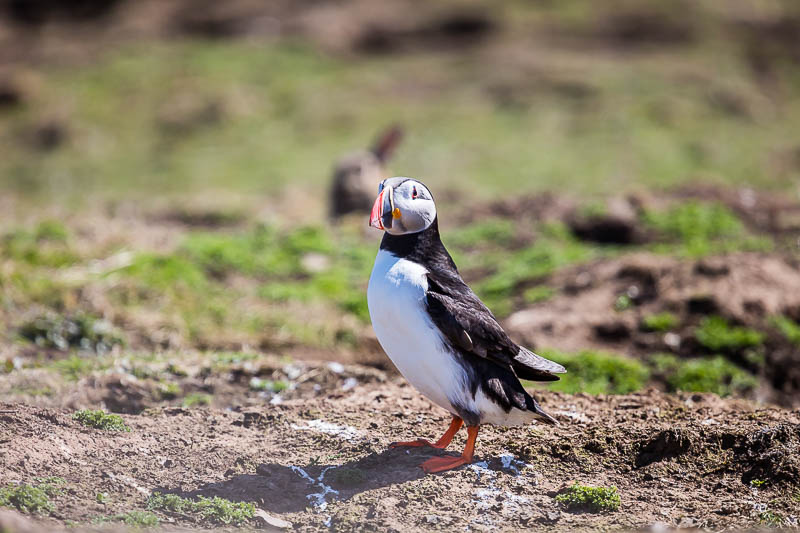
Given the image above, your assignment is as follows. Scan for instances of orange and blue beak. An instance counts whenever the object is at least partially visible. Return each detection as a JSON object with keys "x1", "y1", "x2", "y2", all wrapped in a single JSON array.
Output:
[{"x1": 369, "y1": 187, "x2": 395, "y2": 230}]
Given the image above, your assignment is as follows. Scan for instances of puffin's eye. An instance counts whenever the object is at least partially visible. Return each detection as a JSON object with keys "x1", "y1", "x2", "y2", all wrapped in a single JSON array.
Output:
[{"x1": 411, "y1": 186, "x2": 418, "y2": 199}]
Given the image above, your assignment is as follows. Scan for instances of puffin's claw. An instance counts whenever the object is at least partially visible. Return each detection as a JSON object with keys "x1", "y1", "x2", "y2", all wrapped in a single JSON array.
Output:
[
  {"x1": 419, "y1": 424, "x2": 479, "y2": 474},
  {"x1": 420, "y1": 455, "x2": 472, "y2": 473}
]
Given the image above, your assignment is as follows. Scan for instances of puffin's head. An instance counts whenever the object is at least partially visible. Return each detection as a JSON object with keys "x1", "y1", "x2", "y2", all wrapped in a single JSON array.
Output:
[{"x1": 369, "y1": 177, "x2": 436, "y2": 235}]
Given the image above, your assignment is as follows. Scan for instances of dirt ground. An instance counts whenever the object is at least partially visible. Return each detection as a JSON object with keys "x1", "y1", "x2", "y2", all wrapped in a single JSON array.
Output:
[
  {"x1": 2, "y1": 2, "x2": 800, "y2": 530},
  {"x1": 1, "y1": 356, "x2": 799, "y2": 532}
]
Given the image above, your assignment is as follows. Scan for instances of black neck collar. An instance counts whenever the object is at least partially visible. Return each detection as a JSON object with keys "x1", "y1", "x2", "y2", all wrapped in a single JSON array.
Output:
[{"x1": 379, "y1": 217, "x2": 457, "y2": 272}]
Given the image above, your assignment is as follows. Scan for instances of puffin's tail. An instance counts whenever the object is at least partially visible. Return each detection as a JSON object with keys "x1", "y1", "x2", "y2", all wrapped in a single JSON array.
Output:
[{"x1": 528, "y1": 396, "x2": 559, "y2": 425}]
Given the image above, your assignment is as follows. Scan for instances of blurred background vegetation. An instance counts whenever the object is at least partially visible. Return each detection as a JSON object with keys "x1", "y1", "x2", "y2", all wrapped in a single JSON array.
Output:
[{"x1": 1, "y1": 0, "x2": 799, "y2": 411}]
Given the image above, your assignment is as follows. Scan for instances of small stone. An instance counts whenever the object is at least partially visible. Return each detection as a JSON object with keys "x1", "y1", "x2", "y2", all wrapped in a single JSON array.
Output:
[
  {"x1": 538, "y1": 510, "x2": 561, "y2": 524},
  {"x1": 301, "y1": 252, "x2": 330, "y2": 273},
  {"x1": 327, "y1": 362, "x2": 345, "y2": 374},
  {"x1": 254, "y1": 509, "x2": 292, "y2": 529},
  {"x1": 663, "y1": 332, "x2": 681, "y2": 349},
  {"x1": 424, "y1": 514, "x2": 440, "y2": 524}
]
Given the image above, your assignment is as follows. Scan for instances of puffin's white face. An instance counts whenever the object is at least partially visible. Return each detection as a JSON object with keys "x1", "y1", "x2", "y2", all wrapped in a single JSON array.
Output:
[{"x1": 369, "y1": 177, "x2": 436, "y2": 235}]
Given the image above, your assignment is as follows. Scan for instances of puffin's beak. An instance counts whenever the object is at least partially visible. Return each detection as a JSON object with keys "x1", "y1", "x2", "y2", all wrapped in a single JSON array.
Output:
[{"x1": 369, "y1": 187, "x2": 394, "y2": 230}]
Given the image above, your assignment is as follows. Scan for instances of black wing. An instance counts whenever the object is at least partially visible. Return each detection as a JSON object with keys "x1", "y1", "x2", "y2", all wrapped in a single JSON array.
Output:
[{"x1": 425, "y1": 271, "x2": 566, "y2": 382}]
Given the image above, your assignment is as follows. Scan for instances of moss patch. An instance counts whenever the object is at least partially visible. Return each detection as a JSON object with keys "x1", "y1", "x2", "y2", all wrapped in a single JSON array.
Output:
[
  {"x1": 72, "y1": 409, "x2": 131, "y2": 432},
  {"x1": 649, "y1": 354, "x2": 757, "y2": 396},
  {"x1": 147, "y1": 492, "x2": 256, "y2": 526},
  {"x1": 182, "y1": 393, "x2": 211, "y2": 408},
  {"x1": 555, "y1": 484, "x2": 620, "y2": 512},
  {"x1": 695, "y1": 316, "x2": 764, "y2": 352},
  {"x1": 770, "y1": 315, "x2": 800, "y2": 347},
  {"x1": 643, "y1": 202, "x2": 767, "y2": 257},
  {"x1": 533, "y1": 349, "x2": 649, "y2": 395},
  {"x1": 641, "y1": 312, "x2": 678, "y2": 332}
]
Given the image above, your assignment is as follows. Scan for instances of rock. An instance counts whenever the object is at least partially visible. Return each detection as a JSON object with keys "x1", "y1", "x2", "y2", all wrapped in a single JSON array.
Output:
[
  {"x1": 686, "y1": 295, "x2": 719, "y2": 315},
  {"x1": 235, "y1": 411, "x2": 269, "y2": 428},
  {"x1": 694, "y1": 258, "x2": 730, "y2": 277},
  {"x1": 594, "y1": 320, "x2": 631, "y2": 341},
  {"x1": 537, "y1": 510, "x2": 561, "y2": 524},
  {"x1": 6, "y1": 0, "x2": 120, "y2": 25},
  {"x1": 568, "y1": 213, "x2": 642, "y2": 245},
  {"x1": 567, "y1": 196, "x2": 647, "y2": 245},
  {"x1": 24, "y1": 120, "x2": 68, "y2": 151},
  {"x1": 254, "y1": 508, "x2": 292, "y2": 529},
  {"x1": 0, "y1": 81, "x2": 23, "y2": 109},
  {"x1": 424, "y1": 514, "x2": 440, "y2": 524}
]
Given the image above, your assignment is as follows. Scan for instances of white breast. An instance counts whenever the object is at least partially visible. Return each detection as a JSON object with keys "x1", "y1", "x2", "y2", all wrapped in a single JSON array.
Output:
[{"x1": 367, "y1": 249, "x2": 470, "y2": 416}]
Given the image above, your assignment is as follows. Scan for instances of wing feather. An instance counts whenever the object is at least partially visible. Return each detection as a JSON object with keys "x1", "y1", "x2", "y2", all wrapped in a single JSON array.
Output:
[{"x1": 425, "y1": 272, "x2": 565, "y2": 382}]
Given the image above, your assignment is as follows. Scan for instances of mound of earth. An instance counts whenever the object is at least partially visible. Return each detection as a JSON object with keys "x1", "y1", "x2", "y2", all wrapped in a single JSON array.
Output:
[
  {"x1": 506, "y1": 252, "x2": 800, "y2": 406},
  {"x1": 1, "y1": 360, "x2": 799, "y2": 532}
]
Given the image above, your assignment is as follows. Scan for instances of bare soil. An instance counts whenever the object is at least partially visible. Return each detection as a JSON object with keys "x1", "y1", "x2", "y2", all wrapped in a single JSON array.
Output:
[{"x1": 1, "y1": 357, "x2": 799, "y2": 532}]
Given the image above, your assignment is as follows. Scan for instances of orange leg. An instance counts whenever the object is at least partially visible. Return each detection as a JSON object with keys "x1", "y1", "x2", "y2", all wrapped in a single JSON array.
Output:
[
  {"x1": 390, "y1": 417, "x2": 463, "y2": 449},
  {"x1": 420, "y1": 425, "x2": 479, "y2": 473}
]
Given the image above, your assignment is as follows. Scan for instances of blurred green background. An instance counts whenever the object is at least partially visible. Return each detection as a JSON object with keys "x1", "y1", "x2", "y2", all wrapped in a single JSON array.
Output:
[
  {"x1": 1, "y1": 0, "x2": 799, "y2": 409},
  {"x1": 2, "y1": 0, "x2": 800, "y2": 206}
]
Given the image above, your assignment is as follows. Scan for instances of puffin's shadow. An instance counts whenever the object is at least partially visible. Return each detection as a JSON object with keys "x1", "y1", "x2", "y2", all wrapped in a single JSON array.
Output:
[{"x1": 154, "y1": 446, "x2": 470, "y2": 514}]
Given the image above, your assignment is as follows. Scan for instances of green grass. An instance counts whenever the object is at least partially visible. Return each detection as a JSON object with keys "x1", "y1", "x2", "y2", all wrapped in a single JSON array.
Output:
[
  {"x1": 157, "y1": 382, "x2": 181, "y2": 400},
  {"x1": 533, "y1": 349, "x2": 650, "y2": 395},
  {"x1": 117, "y1": 224, "x2": 375, "y2": 332},
  {"x1": 249, "y1": 378, "x2": 289, "y2": 393},
  {"x1": 522, "y1": 285, "x2": 556, "y2": 304},
  {"x1": 147, "y1": 492, "x2": 256, "y2": 526},
  {"x1": 1, "y1": 220, "x2": 78, "y2": 268},
  {"x1": 0, "y1": 482, "x2": 58, "y2": 514},
  {"x1": 641, "y1": 312, "x2": 679, "y2": 332},
  {"x1": 72, "y1": 409, "x2": 131, "y2": 432},
  {"x1": 770, "y1": 315, "x2": 800, "y2": 347},
  {"x1": 121, "y1": 253, "x2": 209, "y2": 292},
  {"x1": 52, "y1": 354, "x2": 101, "y2": 380},
  {"x1": 31, "y1": 477, "x2": 66, "y2": 497},
  {"x1": 555, "y1": 484, "x2": 620, "y2": 512},
  {"x1": 614, "y1": 294, "x2": 633, "y2": 312},
  {"x1": 758, "y1": 510, "x2": 785, "y2": 527},
  {"x1": 4, "y1": 16, "x2": 798, "y2": 207},
  {"x1": 468, "y1": 223, "x2": 600, "y2": 317},
  {"x1": 445, "y1": 218, "x2": 516, "y2": 249},
  {"x1": 644, "y1": 202, "x2": 769, "y2": 257},
  {"x1": 214, "y1": 352, "x2": 260, "y2": 364},
  {"x1": 695, "y1": 316, "x2": 765, "y2": 352},
  {"x1": 107, "y1": 510, "x2": 160, "y2": 528},
  {"x1": 182, "y1": 393, "x2": 211, "y2": 408},
  {"x1": 649, "y1": 353, "x2": 757, "y2": 396}
]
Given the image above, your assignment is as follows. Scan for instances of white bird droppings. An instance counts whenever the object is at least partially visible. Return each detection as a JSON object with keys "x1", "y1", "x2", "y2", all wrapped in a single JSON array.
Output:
[{"x1": 290, "y1": 419, "x2": 363, "y2": 441}]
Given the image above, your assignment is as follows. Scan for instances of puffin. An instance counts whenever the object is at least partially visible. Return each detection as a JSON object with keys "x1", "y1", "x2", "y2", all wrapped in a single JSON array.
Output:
[
  {"x1": 329, "y1": 125, "x2": 404, "y2": 219},
  {"x1": 367, "y1": 177, "x2": 566, "y2": 473}
]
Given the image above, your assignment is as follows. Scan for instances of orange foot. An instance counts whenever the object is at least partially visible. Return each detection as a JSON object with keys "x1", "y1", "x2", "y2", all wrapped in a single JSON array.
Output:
[
  {"x1": 419, "y1": 425, "x2": 480, "y2": 474},
  {"x1": 389, "y1": 417, "x2": 463, "y2": 450},
  {"x1": 421, "y1": 455, "x2": 472, "y2": 473}
]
